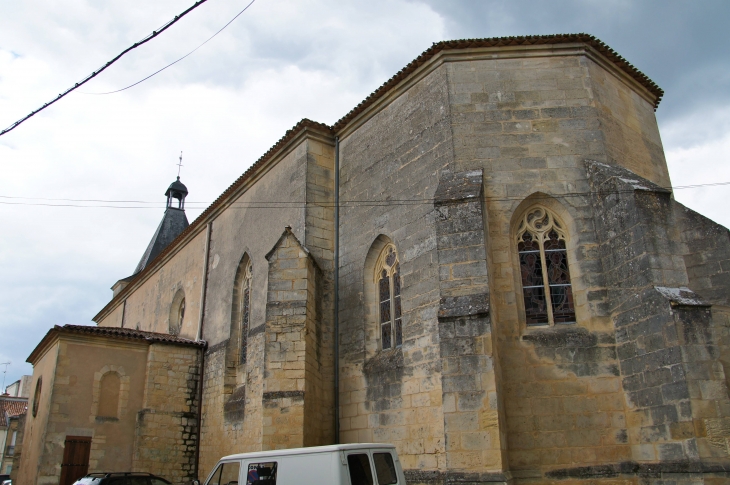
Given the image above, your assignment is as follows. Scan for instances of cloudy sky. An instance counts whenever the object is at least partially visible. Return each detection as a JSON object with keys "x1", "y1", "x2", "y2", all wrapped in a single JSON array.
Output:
[{"x1": 1, "y1": 0, "x2": 728, "y2": 388}]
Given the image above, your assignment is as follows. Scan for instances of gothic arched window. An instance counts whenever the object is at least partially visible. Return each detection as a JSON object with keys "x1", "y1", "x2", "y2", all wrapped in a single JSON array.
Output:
[
  {"x1": 178, "y1": 298, "x2": 186, "y2": 329},
  {"x1": 516, "y1": 207, "x2": 575, "y2": 326},
  {"x1": 375, "y1": 244, "x2": 402, "y2": 350},
  {"x1": 239, "y1": 259, "x2": 253, "y2": 364},
  {"x1": 169, "y1": 289, "x2": 185, "y2": 336},
  {"x1": 32, "y1": 378, "x2": 42, "y2": 418}
]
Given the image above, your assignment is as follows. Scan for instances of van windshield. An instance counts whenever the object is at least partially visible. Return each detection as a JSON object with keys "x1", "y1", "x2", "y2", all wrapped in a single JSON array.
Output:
[{"x1": 206, "y1": 461, "x2": 241, "y2": 485}]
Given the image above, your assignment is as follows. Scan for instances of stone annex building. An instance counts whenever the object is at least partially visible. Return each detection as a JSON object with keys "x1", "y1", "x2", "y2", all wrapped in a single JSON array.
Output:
[{"x1": 16, "y1": 34, "x2": 730, "y2": 485}]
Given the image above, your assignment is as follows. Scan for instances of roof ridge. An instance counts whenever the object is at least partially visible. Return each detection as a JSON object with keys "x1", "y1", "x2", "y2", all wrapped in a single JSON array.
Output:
[{"x1": 332, "y1": 33, "x2": 662, "y2": 132}]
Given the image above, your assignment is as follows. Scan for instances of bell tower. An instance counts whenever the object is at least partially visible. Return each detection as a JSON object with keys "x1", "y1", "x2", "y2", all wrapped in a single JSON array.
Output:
[{"x1": 165, "y1": 176, "x2": 188, "y2": 210}]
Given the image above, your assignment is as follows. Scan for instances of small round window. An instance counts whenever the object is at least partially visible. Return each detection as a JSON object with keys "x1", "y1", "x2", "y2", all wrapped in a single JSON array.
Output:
[{"x1": 32, "y1": 378, "x2": 42, "y2": 417}]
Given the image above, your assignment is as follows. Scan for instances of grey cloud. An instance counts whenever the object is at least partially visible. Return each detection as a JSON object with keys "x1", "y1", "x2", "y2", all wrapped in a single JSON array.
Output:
[{"x1": 417, "y1": 0, "x2": 730, "y2": 127}]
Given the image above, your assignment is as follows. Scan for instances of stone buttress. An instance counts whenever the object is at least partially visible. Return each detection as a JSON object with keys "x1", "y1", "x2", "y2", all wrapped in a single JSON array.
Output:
[{"x1": 262, "y1": 227, "x2": 329, "y2": 449}]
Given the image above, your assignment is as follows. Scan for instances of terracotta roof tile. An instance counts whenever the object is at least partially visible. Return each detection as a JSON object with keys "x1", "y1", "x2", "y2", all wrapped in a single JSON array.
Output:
[
  {"x1": 28, "y1": 325, "x2": 206, "y2": 364},
  {"x1": 0, "y1": 398, "x2": 28, "y2": 427},
  {"x1": 59, "y1": 324, "x2": 205, "y2": 346}
]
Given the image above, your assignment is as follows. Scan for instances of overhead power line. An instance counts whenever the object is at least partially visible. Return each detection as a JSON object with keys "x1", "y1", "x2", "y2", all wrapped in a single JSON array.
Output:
[
  {"x1": 0, "y1": 0, "x2": 215, "y2": 138},
  {"x1": 84, "y1": 0, "x2": 256, "y2": 95},
  {"x1": 0, "y1": 180, "x2": 727, "y2": 209}
]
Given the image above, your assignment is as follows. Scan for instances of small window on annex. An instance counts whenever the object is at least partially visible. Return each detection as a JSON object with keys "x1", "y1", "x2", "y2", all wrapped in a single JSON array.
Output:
[
  {"x1": 516, "y1": 206, "x2": 575, "y2": 326},
  {"x1": 98, "y1": 372, "x2": 121, "y2": 418},
  {"x1": 375, "y1": 244, "x2": 403, "y2": 350}
]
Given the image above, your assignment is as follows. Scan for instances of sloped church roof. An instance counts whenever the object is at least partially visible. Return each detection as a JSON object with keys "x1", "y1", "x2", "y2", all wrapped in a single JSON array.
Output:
[{"x1": 133, "y1": 205, "x2": 189, "y2": 274}]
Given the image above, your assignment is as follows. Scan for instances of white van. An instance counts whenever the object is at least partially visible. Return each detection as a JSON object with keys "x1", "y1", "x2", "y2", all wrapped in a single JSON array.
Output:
[{"x1": 200, "y1": 443, "x2": 406, "y2": 485}]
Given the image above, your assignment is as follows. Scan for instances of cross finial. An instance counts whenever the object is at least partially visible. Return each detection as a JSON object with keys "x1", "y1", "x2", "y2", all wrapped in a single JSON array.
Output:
[{"x1": 177, "y1": 151, "x2": 184, "y2": 178}]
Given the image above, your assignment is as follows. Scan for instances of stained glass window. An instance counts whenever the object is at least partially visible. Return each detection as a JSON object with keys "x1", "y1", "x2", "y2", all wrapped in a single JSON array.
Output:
[
  {"x1": 393, "y1": 264, "x2": 402, "y2": 347},
  {"x1": 376, "y1": 244, "x2": 403, "y2": 350},
  {"x1": 516, "y1": 208, "x2": 575, "y2": 326},
  {"x1": 240, "y1": 261, "x2": 253, "y2": 364}
]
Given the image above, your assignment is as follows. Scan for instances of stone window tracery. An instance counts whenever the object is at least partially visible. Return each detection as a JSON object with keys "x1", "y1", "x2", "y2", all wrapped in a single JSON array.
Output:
[
  {"x1": 516, "y1": 207, "x2": 575, "y2": 326},
  {"x1": 375, "y1": 244, "x2": 402, "y2": 350}
]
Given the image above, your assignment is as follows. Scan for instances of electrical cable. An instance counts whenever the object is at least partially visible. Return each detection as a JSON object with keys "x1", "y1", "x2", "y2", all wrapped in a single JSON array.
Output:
[
  {"x1": 0, "y1": 180, "x2": 727, "y2": 209},
  {"x1": 83, "y1": 0, "x2": 256, "y2": 95},
  {"x1": 0, "y1": 0, "x2": 212, "y2": 138}
]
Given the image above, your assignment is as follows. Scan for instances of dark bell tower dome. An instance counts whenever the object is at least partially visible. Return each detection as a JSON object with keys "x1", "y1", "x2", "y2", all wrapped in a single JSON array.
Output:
[
  {"x1": 130, "y1": 176, "x2": 190, "y2": 275},
  {"x1": 165, "y1": 176, "x2": 188, "y2": 210}
]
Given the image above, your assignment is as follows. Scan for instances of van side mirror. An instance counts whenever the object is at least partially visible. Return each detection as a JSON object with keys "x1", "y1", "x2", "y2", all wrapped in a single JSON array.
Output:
[{"x1": 191, "y1": 480, "x2": 200, "y2": 485}]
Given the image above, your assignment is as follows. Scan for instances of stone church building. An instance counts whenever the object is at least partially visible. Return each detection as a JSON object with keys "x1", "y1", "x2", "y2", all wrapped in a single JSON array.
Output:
[{"x1": 17, "y1": 34, "x2": 730, "y2": 484}]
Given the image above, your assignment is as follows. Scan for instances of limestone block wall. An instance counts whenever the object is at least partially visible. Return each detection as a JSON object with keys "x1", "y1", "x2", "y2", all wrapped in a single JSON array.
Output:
[
  {"x1": 199, "y1": 343, "x2": 227, "y2": 478},
  {"x1": 433, "y1": 170, "x2": 508, "y2": 475},
  {"x1": 10, "y1": 413, "x2": 26, "y2": 482},
  {"x1": 197, "y1": 334, "x2": 266, "y2": 481},
  {"x1": 197, "y1": 136, "x2": 313, "y2": 475},
  {"x1": 16, "y1": 344, "x2": 58, "y2": 485},
  {"x1": 679, "y1": 206, "x2": 730, "y2": 308},
  {"x1": 444, "y1": 54, "x2": 630, "y2": 480},
  {"x1": 202, "y1": 142, "x2": 309, "y2": 348},
  {"x1": 303, "y1": 137, "x2": 336, "y2": 447},
  {"x1": 338, "y1": 61, "x2": 454, "y2": 475},
  {"x1": 19, "y1": 337, "x2": 150, "y2": 485},
  {"x1": 262, "y1": 228, "x2": 329, "y2": 449},
  {"x1": 109, "y1": 230, "x2": 207, "y2": 339},
  {"x1": 586, "y1": 58, "x2": 670, "y2": 188},
  {"x1": 133, "y1": 343, "x2": 201, "y2": 485},
  {"x1": 587, "y1": 160, "x2": 730, "y2": 479}
]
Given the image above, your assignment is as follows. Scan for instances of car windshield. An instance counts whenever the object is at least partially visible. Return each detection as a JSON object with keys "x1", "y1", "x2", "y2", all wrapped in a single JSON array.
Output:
[{"x1": 73, "y1": 478, "x2": 103, "y2": 485}]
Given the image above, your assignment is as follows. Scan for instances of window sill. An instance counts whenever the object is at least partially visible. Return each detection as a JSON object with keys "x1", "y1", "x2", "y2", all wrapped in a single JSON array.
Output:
[{"x1": 363, "y1": 347, "x2": 404, "y2": 374}]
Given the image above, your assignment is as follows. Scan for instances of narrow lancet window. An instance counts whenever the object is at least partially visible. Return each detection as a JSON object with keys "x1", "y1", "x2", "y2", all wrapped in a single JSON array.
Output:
[
  {"x1": 376, "y1": 245, "x2": 403, "y2": 350},
  {"x1": 240, "y1": 260, "x2": 253, "y2": 364},
  {"x1": 516, "y1": 207, "x2": 575, "y2": 326},
  {"x1": 177, "y1": 298, "x2": 185, "y2": 329}
]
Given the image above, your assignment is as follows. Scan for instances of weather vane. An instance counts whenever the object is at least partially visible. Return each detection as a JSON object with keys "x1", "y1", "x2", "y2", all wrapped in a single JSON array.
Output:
[{"x1": 177, "y1": 151, "x2": 184, "y2": 178}]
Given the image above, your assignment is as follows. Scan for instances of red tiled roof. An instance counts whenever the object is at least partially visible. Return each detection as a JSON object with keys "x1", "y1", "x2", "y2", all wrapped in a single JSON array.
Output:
[
  {"x1": 0, "y1": 398, "x2": 28, "y2": 427},
  {"x1": 28, "y1": 324, "x2": 206, "y2": 363},
  {"x1": 93, "y1": 34, "x2": 662, "y2": 323},
  {"x1": 59, "y1": 324, "x2": 206, "y2": 346}
]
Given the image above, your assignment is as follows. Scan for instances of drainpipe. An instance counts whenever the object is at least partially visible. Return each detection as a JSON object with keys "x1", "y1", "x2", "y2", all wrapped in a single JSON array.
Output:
[
  {"x1": 334, "y1": 136, "x2": 340, "y2": 444},
  {"x1": 194, "y1": 221, "x2": 212, "y2": 480},
  {"x1": 196, "y1": 222, "x2": 213, "y2": 342},
  {"x1": 120, "y1": 299, "x2": 127, "y2": 328}
]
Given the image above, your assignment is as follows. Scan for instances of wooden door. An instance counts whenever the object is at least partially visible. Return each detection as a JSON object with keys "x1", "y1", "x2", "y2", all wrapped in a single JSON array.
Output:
[{"x1": 59, "y1": 436, "x2": 91, "y2": 485}]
